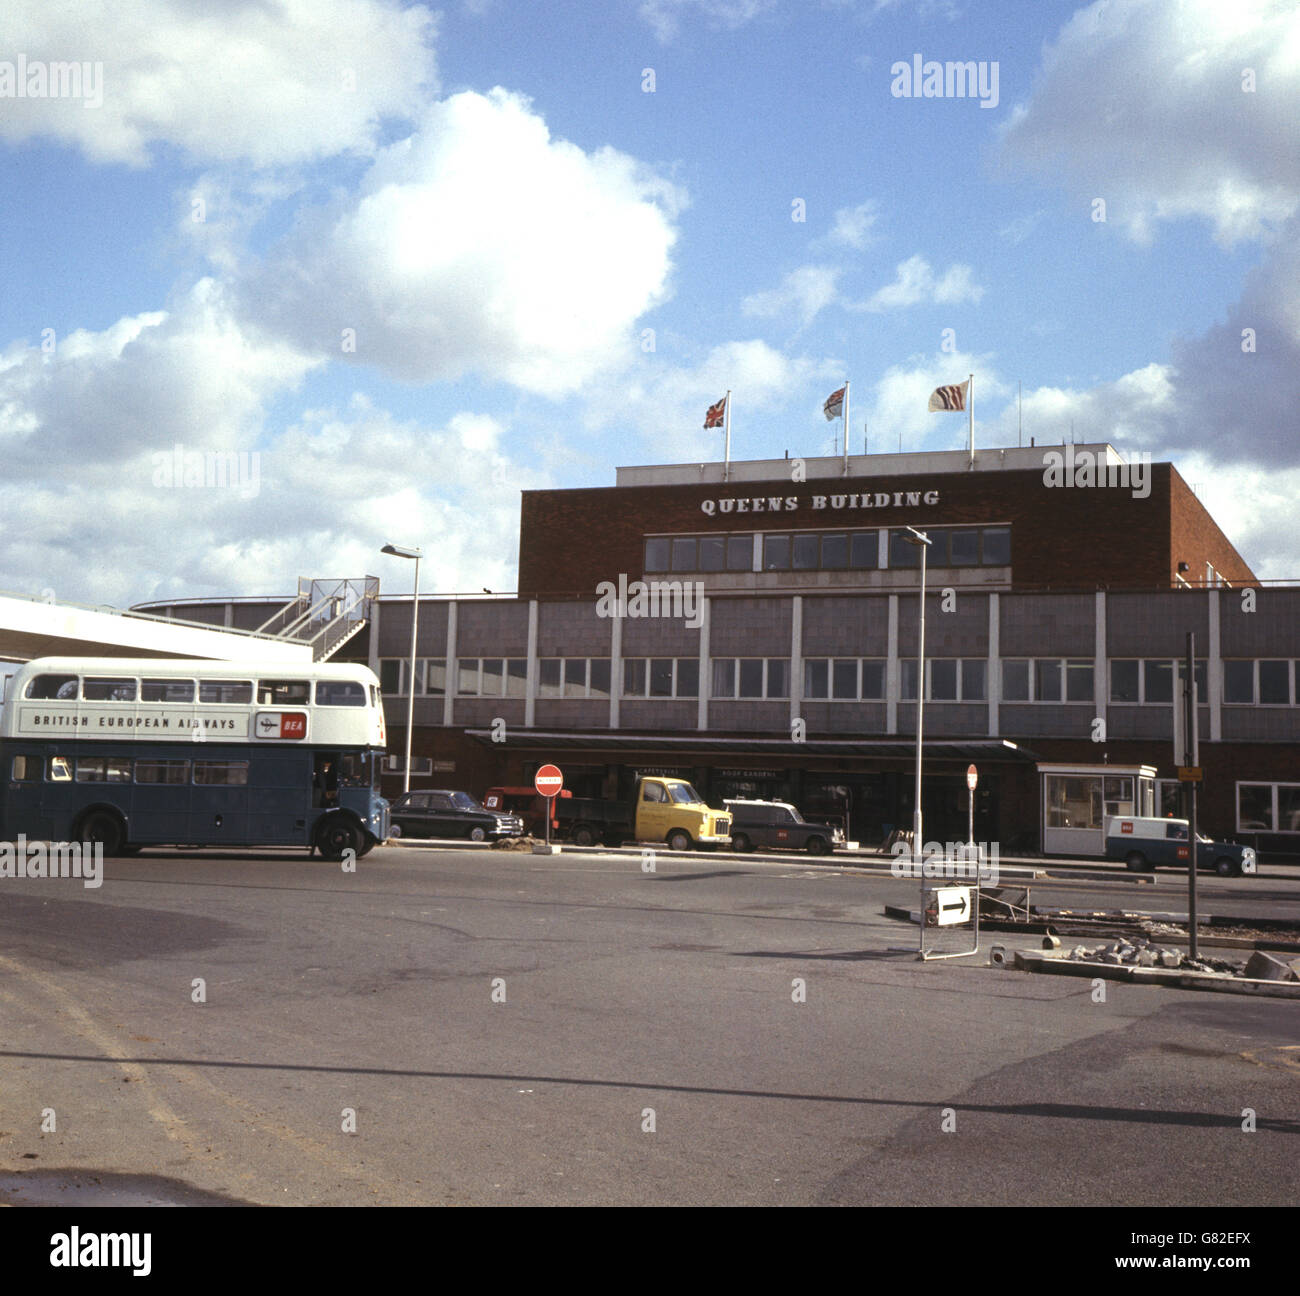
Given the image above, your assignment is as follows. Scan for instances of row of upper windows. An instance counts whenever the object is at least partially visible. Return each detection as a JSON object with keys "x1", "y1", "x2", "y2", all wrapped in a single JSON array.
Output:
[
  {"x1": 377, "y1": 655, "x2": 1300, "y2": 705},
  {"x1": 643, "y1": 526, "x2": 1012, "y2": 574},
  {"x1": 12, "y1": 755, "x2": 250, "y2": 785},
  {"x1": 23, "y1": 674, "x2": 370, "y2": 707}
]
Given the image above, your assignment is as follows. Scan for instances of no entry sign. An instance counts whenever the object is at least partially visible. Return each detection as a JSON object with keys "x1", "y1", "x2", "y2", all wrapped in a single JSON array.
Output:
[
  {"x1": 534, "y1": 764, "x2": 564, "y2": 798},
  {"x1": 967, "y1": 763, "x2": 978, "y2": 790}
]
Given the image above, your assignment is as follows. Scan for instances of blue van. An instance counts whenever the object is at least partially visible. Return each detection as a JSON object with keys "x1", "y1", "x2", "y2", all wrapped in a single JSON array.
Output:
[{"x1": 1104, "y1": 816, "x2": 1256, "y2": 877}]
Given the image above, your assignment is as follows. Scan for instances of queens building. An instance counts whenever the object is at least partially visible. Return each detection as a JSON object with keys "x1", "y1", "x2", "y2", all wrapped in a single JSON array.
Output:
[{"x1": 139, "y1": 443, "x2": 1300, "y2": 860}]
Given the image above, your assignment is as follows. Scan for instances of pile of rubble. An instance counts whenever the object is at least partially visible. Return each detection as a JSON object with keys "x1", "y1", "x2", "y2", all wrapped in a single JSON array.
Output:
[
  {"x1": 1062, "y1": 938, "x2": 1300, "y2": 981},
  {"x1": 1062, "y1": 937, "x2": 1242, "y2": 976}
]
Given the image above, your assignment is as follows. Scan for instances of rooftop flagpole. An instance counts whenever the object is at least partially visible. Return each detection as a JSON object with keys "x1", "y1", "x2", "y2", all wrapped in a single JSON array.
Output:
[
  {"x1": 723, "y1": 389, "x2": 732, "y2": 482},
  {"x1": 968, "y1": 372, "x2": 975, "y2": 469},
  {"x1": 842, "y1": 380, "x2": 850, "y2": 476}
]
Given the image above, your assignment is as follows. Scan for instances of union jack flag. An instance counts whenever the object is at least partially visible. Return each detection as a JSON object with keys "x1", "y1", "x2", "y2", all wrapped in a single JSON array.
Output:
[
  {"x1": 822, "y1": 386, "x2": 845, "y2": 421},
  {"x1": 928, "y1": 381, "x2": 968, "y2": 412},
  {"x1": 704, "y1": 395, "x2": 727, "y2": 429}
]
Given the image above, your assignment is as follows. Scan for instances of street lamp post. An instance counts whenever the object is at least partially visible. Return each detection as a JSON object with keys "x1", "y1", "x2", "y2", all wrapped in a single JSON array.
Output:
[
  {"x1": 903, "y1": 527, "x2": 932, "y2": 854},
  {"x1": 381, "y1": 543, "x2": 422, "y2": 795}
]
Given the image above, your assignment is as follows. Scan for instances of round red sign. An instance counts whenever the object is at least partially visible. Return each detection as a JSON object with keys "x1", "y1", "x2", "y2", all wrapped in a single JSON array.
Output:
[
  {"x1": 534, "y1": 763, "x2": 564, "y2": 797},
  {"x1": 966, "y1": 763, "x2": 978, "y2": 791}
]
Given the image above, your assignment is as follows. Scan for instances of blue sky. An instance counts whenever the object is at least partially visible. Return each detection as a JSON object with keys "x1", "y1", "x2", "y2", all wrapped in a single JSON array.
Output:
[{"x1": 0, "y1": 0, "x2": 1296, "y2": 605}]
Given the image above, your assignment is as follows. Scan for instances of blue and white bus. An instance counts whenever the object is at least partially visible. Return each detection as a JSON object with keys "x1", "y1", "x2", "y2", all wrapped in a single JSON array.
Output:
[{"x1": 0, "y1": 657, "x2": 390, "y2": 860}]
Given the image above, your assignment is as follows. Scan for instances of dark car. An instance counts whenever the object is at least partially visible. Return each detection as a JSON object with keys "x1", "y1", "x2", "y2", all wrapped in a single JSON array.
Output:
[
  {"x1": 724, "y1": 799, "x2": 844, "y2": 855},
  {"x1": 389, "y1": 789, "x2": 524, "y2": 841}
]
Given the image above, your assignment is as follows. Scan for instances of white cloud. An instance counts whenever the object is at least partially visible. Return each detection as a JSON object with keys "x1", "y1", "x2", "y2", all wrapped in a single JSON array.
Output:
[
  {"x1": 244, "y1": 89, "x2": 683, "y2": 396},
  {"x1": 1001, "y1": 0, "x2": 1300, "y2": 246},
  {"x1": 822, "y1": 200, "x2": 881, "y2": 251},
  {"x1": 864, "y1": 350, "x2": 1002, "y2": 451},
  {"x1": 741, "y1": 265, "x2": 841, "y2": 327},
  {"x1": 859, "y1": 254, "x2": 983, "y2": 311},
  {"x1": 0, "y1": 0, "x2": 437, "y2": 167},
  {"x1": 582, "y1": 338, "x2": 826, "y2": 461},
  {"x1": 0, "y1": 279, "x2": 318, "y2": 475},
  {"x1": 638, "y1": 0, "x2": 777, "y2": 42},
  {"x1": 0, "y1": 291, "x2": 537, "y2": 601}
]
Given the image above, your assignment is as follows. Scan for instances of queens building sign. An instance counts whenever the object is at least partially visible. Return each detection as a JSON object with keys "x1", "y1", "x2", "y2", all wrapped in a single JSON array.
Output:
[{"x1": 699, "y1": 488, "x2": 940, "y2": 516}]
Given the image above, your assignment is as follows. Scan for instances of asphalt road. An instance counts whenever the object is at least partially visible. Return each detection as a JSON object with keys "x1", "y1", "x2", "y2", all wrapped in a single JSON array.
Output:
[{"x1": 0, "y1": 846, "x2": 1296, "y2": 1207}]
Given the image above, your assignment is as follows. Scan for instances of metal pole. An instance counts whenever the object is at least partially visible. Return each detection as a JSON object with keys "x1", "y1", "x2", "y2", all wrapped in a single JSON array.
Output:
[
  {"x1": 914, "y1": 541, "x2": 926, "y2": 851},
  {"x1": 1187, "y1": 632, "x2": 1199, "y2": 961},
  {"x1": 403, "y1": 554, "x2": 419, "y2": 795}
]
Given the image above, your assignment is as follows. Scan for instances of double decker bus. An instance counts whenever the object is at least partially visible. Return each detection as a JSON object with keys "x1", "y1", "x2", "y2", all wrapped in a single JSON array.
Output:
[{"x1": 0, "y1": 657, "x2": 389, "y2": 860}]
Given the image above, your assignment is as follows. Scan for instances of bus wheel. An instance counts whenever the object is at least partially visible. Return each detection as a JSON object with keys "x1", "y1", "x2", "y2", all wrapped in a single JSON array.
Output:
[
  {"x1": 78, "y1": 811, "x2": 124, "y2": 857},
  {"x1": 1215, "y1": 857, "x2": 1238, "y2": 877},
  {"x1": 731, "y1": 833, "x2": 751, "y2": 853},
  {"x1": 1125, "y1": 851, "x2": 1149, "y2": 872},
  {"x1": 315, "y1": 818, "x2": 361, "y2": 861},
  {"x1": 805, "y1": 836, "x2": 830, "y2": 856}
]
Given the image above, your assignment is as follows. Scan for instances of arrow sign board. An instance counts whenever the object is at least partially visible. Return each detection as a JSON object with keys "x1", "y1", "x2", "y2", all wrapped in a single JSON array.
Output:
[
  {"x1": 933, "y1": 886, "x2": 972, "y2": 927},
  {"x1": 534, "y1": 764, "x2": 564, "y2": 798},
  {"x1": 966, "y1": 763, "x2": 978, "y2": 791}
]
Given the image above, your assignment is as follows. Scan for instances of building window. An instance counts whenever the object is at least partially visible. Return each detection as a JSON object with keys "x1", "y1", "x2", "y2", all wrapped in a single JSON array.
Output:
[
  {"x1": 1002, "y1": 659, "x2": 1030, "y2": 702},
  {"x1": 1110, "y1": 659, "x2": 1139, "y2": 703},
  {"x1": 803, "y1": 658, "x2": 886, "y2": 700},
  {"x1": 982, "y1": 527, "x2": 1011, "y2": 565},
  {"x1": 670, "y1": 537, "x2": 697, "y2": 572},
  {"x1": 539, "y1": 658, "x2": 562, "y2": 698},
  {"x1": 622, "y1": 658, "x2": 698, "y2": 699},
  {"x1": 763, "y1": 534, "x2": 791, "y2": 571},
  {"x1": 1035, "y1": 659, "x2": 1062, "y2": 702},
  {"x1": 645, "y1": 538, "x2": 670, "y2": 572},
  {"x1": 1065, "y1": 660, "x2": 1094, "y2": 702},
  {"x1": 590, "y1": 659, "x2": 612, "y2": 699},
  {"x1": 1237, "y1": 781, "x2": 1300, "y2": 833},
  {"x1": 1111, "y1": 658, "x2": 1208, "y2": 704},
  {"x1": 711, "y1": 658, "x2": 789, "y2": 699}
]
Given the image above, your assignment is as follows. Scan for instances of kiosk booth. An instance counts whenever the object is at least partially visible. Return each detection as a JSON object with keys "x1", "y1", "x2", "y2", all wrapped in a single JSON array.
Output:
[{"x1": 1038, "y1": 763, "x2": 1157, "y2": 857}]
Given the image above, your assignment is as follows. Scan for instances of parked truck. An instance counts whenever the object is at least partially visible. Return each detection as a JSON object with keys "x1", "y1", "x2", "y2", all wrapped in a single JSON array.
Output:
[{"x1": 556, "y1": 776, "x2": 732, "y2": 850}]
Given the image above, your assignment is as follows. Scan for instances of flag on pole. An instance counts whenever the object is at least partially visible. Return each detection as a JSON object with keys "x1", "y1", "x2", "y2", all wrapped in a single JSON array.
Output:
[
  {"x1": 704, "y1": 395, "x2": 727, "y2": 429},
  {"x1": 928, "y1": 381, "x2": 969, "y2": 412},
  {"x1": 822, "y1": 385, "x2": 846, "y2": 421}
]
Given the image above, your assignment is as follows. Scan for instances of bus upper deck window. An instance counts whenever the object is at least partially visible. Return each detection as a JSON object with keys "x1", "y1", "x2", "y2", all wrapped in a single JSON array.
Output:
[
  {"x1": 316, "y1": 681, "x2": 366, "y2": 706},
  {"x1": 258, "y1": 680, "x2": 310, "y2": 705},
  {"x1": 142, "y1": 679, "x2": 196, "y2": 703},
  {"x1": 48, "y1": 757, "x2": 71, "y2": 782},
  {"x1": 83, "y1": 677, "x2": 138, "y2": 702},
  {"x1": 199, "y1": 681, "x2": 252, "y2": 704},
  {"x1": 26, "y1": 674, "x2": 78, "y2": 700}
]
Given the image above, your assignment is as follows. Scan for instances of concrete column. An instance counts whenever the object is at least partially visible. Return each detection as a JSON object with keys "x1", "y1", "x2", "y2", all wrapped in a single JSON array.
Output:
[
  {"x1": 367, "y1": 599, "x2": 380, "y2": 675},
  {"x1": 886, "y1": 593, "x2": 899, "y2": 735},
  {"x1": 1208, "y1": 587, "x2": 1222, "y2": 741},
  {"x1": 609, "y1": 610, "x2": 622, "y2": 730},
  {"x1": 697, "y1": 597, "x2": 711, "y2": 731},
  {"x1": 987, "y1": 592, "x2": 1000, "y2": 737},
  {"x1": 790, "y1": 596, "x2": 803, "y2": 734},
  {"x1": 442, "y1": 599, "x2": 456, "y2": 728},
  {"x1": 1095, "y1": 591, "x2": 1106, "y2": 735},
  {"x1": 525, "y1": 599, "x2": 538, "y2": 728}
]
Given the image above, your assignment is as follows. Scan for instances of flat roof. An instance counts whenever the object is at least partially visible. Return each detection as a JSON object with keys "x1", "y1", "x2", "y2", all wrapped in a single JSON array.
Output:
[{"x1": 615, "y1": 443, "x2": 1128, "y2": 488}]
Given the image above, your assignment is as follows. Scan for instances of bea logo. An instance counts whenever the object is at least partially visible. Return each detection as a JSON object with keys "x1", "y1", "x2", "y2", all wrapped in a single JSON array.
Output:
[{"x1": 281, "y1": 713, "x2": 306, "y2": 739}]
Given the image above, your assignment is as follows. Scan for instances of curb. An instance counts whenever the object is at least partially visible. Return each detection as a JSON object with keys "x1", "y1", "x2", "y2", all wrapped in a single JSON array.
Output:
[{"x1": 1011, "y1": 949, "x2": 1300, "y2": 998}]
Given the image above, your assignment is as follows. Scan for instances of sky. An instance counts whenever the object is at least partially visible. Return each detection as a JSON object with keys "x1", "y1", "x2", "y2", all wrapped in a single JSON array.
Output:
[{"x1": 0, "y1": 0, "x2": 1297, "y2": 606}]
